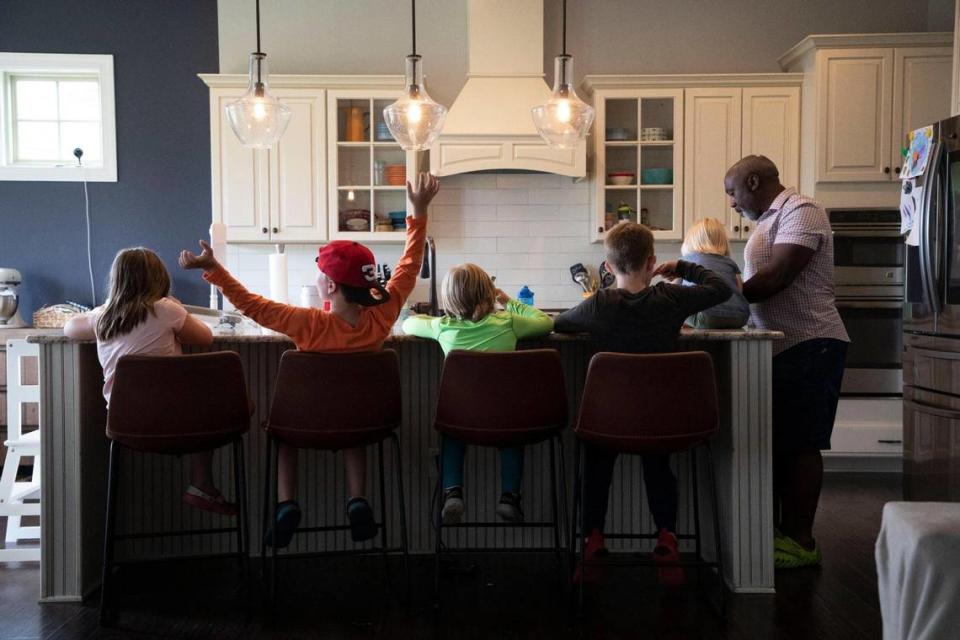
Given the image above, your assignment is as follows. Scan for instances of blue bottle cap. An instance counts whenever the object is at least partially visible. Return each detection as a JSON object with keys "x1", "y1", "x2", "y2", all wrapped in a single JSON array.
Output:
[{"x1": 518, "y1": 285, "x2": 533, "y2": 298}]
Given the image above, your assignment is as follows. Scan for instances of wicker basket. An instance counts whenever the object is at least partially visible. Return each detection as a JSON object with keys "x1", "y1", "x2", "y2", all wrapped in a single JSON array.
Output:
[{"x1": 33, "y1": 304, "x2": 85, "y2": 328}]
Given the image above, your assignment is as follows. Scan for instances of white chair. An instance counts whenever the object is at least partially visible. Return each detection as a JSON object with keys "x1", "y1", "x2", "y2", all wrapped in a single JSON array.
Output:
[{"x1": 0, "y1": 339, "x2": 41, "y2": 562}]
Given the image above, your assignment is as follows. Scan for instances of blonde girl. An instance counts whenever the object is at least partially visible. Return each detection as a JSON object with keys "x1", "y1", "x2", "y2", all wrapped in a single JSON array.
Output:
[
  {"x1": 402, "y1": 264, "x2": 553, "y2": 524},
  {"x1": 678, "y1": 218, "x2": 750, "y2": 329},
  {"x1": 63, "y1": 248, "x2": 232, "y2": 515}
]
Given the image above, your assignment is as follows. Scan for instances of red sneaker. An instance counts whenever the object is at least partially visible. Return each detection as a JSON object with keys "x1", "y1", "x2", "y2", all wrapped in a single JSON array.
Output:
[
  {"x1": 572, "y1": 528, "x2": 609, "y2": 587},
  {"x1": 653, "y1": 528, "x2": 685, "y2": 587},
  {"x1": 182, "y1": 485, "x2": 237, "y2": 516}
]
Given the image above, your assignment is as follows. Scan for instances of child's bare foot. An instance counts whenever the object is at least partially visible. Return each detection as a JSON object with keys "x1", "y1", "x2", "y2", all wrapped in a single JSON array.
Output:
[{"x1": 183, "y1": 485, "x2": 237, "y2": 516}]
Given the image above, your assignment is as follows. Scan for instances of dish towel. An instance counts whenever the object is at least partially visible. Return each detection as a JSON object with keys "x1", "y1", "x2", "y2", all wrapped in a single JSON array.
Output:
[{"x1": 876, "y1": 502, "x2": 960, "y2": 640}]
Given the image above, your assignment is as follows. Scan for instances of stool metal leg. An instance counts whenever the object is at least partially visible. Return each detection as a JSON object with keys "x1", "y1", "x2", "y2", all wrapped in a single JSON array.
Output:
[
  {"x1": 390, "y1": 433, "x2": 411, "y2": 603},
  {"x1": 548, "y1": 437, "x2": 562, "y2": 580},
  {"x1": 690, "y1": 447, "x2": 703, "y2": 589},
  {"x1": 433, "y1": 444, "x2": 445, "y2": 608},
  {"x1": 576, "y1": 441, "x2": 587, "y2": 612},
  {"x1": 556, "y1": 436, "x2": 569, "y2": 555},
  {"x1": 260, "y1": 436, "x2": 273, "y2": 578},
  {"x1": 232, "y1": 439, "x2": 245, "y2": 570},
  {"x1": 269, "y1": 441, "x2": 280, "y2": 613},
  {"x1": 377, "y1": 440, "x2": 391, "y2": 606},
  {"x1": 238, "y1": 437, "x2": 249, "y2": 558},
  {"x1": 704, "y1": 442, "x2": 727, "y2": 619},
  {"x1": 99, "y1": 440, "x2": 121, "y2": 626}
]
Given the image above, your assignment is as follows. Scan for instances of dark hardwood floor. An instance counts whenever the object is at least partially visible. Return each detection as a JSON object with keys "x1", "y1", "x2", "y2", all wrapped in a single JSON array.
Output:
[{"x1": 0, "y1": 472, "x2": 901, "y2": 639}]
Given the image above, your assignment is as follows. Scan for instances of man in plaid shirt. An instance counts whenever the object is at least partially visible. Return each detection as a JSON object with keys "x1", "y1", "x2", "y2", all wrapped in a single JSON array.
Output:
[{"x1": 725, "y1": 155, "x2": 849, "y2": 570}]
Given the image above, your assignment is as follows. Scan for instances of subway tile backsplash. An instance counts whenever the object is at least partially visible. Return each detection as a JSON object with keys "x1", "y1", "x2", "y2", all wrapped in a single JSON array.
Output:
[{"x1": 224, "y1": 173, "x2": 745, "y2": 312}]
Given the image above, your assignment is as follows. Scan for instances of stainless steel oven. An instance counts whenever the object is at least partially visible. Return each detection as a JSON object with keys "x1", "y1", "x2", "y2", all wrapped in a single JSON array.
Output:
[{"x1": 830, "y1": 209, "x2": 904, "y2": 395}]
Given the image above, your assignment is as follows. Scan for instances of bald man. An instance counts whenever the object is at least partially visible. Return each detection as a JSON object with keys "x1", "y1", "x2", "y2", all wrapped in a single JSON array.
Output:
[{"x1": 724, "y1": 156, "x2": 849, "y2": 570}]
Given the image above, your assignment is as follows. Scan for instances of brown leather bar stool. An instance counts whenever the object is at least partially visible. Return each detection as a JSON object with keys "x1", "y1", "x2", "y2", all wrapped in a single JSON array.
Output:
[
  {"x1": 261, "y1": 350, "x2": 409, "y2": 610},
  {"x1": 571, "y1": 351, "x2": 726, "y2": 616},
  {"x1": 433, "y1": 349, "x2": 569, "y2": 605},
  {"x1": 100, "y1": 352, "x2": 252, "y2": 625}
]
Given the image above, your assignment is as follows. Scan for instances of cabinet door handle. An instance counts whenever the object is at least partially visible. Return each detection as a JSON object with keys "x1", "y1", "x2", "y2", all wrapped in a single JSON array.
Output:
[
  {"x1": 598, "y1": 226, "x2": 604, "y2": 233},
  {"x1": 743, "y1": 225, "x2": 750, "y2": 233},
  {"x1": 261, "y1": 227, "x2": 268, "y2": 234},
  {"x1": 894, "y1": 166, "x2": 901, "y2": 174},
  {"x1": 877, "y1": 439, "x2": 902, "y2": 444},
  {"x1": 884, "y1": 166, "x2": 891, "y2": 174},
  {"x1": 272, "y1": 227, "x2": 278, "y2": 234},
  {"x1": 733, "y1": 225, "x2": 740, "y2": 232}
]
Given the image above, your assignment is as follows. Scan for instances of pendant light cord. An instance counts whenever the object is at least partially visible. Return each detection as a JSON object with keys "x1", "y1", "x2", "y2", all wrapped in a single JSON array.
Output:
[
  {"x1": 255, "y1": 0, "x2": 262, "y2": 54},
  {"x1": 562, "y1": 0, "x2": 567, "y2": 56},
  {"x1": 255, "y1": 0, "x2": 262, "y2": 86},
  {"x1": 411, "y1": 0, "x2": 417, "y2": 56}
]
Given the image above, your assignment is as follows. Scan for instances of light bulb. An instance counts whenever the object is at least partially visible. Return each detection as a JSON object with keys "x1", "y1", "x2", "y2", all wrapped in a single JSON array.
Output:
[
  {"x1": 383, "y1": 55, "x2": 447, "y2": 151},
  {"x1": 347, "y1": 190, "x2": 355, "y2": 202},
  {"x1": 225, "y1": 53, "x2": 292, "y2": 148},
  {"x1": 406, "y1": 102, "x2": 423, "y2": 124},
  {"x1": 252, "y1": 100, "x2": 267, "y2": 121},
  {"x1": 531, "y1": 55, "x2": 594, "y2": 149}
]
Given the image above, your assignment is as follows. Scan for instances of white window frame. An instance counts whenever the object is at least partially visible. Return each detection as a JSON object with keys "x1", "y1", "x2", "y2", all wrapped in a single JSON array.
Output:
[{"x1": 0, "y1": 52, "x2": 117, "y2": 182}]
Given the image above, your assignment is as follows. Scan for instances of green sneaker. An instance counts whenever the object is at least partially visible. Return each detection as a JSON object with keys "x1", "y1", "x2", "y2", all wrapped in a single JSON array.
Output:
[{"x1": 774, "y1": 534, "x2": 821, "y2": 569}]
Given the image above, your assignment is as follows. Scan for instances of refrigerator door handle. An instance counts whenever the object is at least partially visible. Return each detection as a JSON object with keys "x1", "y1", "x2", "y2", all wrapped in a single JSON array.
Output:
[
  {"x1": 904, "y1": 397, "x2": 960, "y2": 421},
  {"x1": 921, "y1": 142, "x2": 944, "y2": 314},
  {"x1": 910, "y1": 346, "x2": 960, "y2": 360}
]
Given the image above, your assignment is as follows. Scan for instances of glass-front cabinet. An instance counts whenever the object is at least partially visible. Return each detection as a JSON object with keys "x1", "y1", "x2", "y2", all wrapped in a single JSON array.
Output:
[
  {"x1": 591, "y1": 89, "x2": 684, "y2": 241},
  {"x1": 327, "y1": 90, "x2": 417, "y2": 242}
]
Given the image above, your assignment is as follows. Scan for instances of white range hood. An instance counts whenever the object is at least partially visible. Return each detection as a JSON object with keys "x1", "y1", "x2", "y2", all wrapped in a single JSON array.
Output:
[{"x1": 430, "y1": 0, "x2": 587, "y2": 177}]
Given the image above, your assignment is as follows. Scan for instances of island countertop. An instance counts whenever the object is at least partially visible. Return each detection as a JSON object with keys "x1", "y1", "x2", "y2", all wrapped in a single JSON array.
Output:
[{"x1": 31, "y1": 328, "x2": 779, "y2": 602}]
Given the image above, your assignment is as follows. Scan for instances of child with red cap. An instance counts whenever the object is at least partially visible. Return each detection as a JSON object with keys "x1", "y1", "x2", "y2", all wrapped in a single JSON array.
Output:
[{"x1": 180, "y1": 172, "x2": 439, "y2": 548}]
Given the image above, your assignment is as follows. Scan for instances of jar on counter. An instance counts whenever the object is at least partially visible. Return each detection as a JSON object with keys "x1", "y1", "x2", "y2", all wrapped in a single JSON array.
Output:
[{"x1": 517, "y1": 285, "x2": 534, "y2": 306}]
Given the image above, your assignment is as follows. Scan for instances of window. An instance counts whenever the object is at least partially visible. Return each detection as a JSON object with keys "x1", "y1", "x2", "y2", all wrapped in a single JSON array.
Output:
[{"x1": 0, "y1": 53, "x2": 116, "y2": 181}]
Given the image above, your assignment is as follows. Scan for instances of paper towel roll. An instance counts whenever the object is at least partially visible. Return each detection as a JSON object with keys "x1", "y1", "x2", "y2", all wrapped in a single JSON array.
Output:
[
  {"x1": 208, "y1": 222, "x2": 228, "y2": 309},
  {"x1": 268, "y1": 253, "x2": 289, "y2": 303}
]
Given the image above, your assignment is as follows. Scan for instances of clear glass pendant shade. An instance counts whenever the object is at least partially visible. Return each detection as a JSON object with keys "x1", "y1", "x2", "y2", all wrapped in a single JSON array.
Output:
[
  {"x1": 383, "y1": 55, "x2": 447, "y2": 151},
  {"x1": 532, "y1": 55, "x2": 595, "y2": 149},
  {"x1": 225, "y1": 53, "x2": 292, "y2": 149}
]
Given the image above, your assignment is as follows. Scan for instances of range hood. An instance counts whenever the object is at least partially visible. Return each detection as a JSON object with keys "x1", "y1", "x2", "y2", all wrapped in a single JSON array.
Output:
[{"x1": 429, "y1": 0, "x2": 587, "y2": 177}]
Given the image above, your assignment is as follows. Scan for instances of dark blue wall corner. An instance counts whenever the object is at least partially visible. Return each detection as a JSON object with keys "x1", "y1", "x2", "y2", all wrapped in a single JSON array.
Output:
[{"x1": 0, "y1": 0, "x2": 219, "y2": 318}]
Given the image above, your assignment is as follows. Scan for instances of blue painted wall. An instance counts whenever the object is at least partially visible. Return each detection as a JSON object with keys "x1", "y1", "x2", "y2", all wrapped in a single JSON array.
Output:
[{"x1": 0, "y1": 0, "x2": 219, "y2": 318}]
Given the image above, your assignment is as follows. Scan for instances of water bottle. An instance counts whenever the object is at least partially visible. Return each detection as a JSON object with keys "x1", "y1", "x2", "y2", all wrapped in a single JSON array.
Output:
[{"x1": 517, "y1": 285, "x2": 534, "y2": 307}]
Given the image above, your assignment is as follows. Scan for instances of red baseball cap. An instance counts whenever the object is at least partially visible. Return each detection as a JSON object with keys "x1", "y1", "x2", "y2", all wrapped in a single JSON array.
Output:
[{"x1": 316, "y1": 241, "x2": 390, "y2": 306}]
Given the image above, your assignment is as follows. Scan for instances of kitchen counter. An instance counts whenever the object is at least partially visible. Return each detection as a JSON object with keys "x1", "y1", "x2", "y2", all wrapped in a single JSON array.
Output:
[{"x1": 30, "y1": 329, "x2": 781, "y2": 601}]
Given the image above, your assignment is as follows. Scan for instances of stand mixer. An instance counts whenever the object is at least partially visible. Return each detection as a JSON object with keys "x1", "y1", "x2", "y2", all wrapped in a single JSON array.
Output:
[{"x1": 0, "y1": 268, "x2": 26, "y2": 329}]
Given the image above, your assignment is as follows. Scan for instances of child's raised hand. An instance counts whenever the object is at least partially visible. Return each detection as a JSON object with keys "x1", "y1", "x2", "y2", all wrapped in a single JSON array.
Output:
[
  {"x1": 179, "y1": 240, "x2": 220, "y2": 272},
  {"x1": 407, "y1": 172, "x2": 440, "y2": 217},
  {"x1": 495, "y1": 289, "x2": 510, "y2": 305},
  {"x1": 653, "y1": 260, "x2": 681, "y2": 280}
]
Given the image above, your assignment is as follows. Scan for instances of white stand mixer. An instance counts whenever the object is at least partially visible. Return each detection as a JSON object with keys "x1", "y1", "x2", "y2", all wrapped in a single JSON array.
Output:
[{"x1": 0, "y1": 268, "x2": 27, "y2": 329}]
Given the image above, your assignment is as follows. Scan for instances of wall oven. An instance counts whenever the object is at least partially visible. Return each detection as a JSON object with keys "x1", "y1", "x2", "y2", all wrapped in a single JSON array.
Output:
[{"x1": 830, "y1": 209, "x2": 904, "y2": 395}]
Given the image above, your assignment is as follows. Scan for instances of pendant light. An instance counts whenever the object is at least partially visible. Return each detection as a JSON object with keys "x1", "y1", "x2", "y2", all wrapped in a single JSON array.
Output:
[
  {"x1": 383, "y1": 0, "x2": 447, "y2": 151},
  {"x1": 225, "y1": 0, "x2": 291, "y2": 149},
  {"x1": 532, "y1": 0, "x2": 594, "y2": 149}
]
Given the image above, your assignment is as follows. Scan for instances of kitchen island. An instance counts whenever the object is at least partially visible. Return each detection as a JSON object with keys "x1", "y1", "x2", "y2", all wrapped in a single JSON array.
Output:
[{"x1": 31, "y1": 328, "x2": 781, "y2": 601}]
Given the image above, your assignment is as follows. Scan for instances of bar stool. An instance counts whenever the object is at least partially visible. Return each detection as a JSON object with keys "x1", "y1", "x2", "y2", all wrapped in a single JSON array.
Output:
[
  {"x1": 571, "y1": 351, "x2": 725, "y2": 616},
  {"x1": 433, "y1": 349, "x2": 569, "y2": 604},
  {"x1": 100, "y1": 352, "x2": 252, "y2": 625},
  {"x1": 261, "y1": 350, "x2": 409, "y2": 610}
]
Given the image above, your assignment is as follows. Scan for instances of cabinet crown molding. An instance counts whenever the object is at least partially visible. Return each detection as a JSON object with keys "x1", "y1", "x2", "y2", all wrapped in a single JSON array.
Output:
[
  {"x1": 778, "y1": 32, "x2": 953, "y2": 70},
  {"x1": 581, "y1": 73, "x2": 803, "y2": 93},
  {"x1": 199, "y1": 74, "x2": 404, "y2": 89}
]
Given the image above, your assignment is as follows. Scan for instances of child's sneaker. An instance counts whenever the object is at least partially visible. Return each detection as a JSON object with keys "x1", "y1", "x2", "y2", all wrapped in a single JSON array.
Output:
[
  {"x1": 572, "y1": 528, "x2": 609, "y2": 587},
  {"x1": 441, "y1": 487, "x2": 464, "y2": 525},
  {"x1": 496, "y1": 492, "x2": 524, "y2": 523},
  {"x1": 264, "y1": 500, "x2": 301, "y2": 548},
  {"x1": 183, "y1": 485, "x2": 237, "y2": 516},
  {"x1": 653, "y1": 528, "x2": 686, "y2": 587},
  {"x1": 347, "y1": 497, "x2": 377, "y2": 542}
]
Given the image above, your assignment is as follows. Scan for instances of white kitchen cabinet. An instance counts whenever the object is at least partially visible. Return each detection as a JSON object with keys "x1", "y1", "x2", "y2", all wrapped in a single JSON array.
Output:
[
  {"x1": 683, "y1": 88, "x2": 741, "y2": 238},
  {"x1": 201, "y1": 74, "x2": 408, "y2": 244},
  {"x1": 892, "y1": 47, "x2": 953, "y2": 176},
  {"x1": 780, "y1": 33, "x2": 952, "y2": 199}
]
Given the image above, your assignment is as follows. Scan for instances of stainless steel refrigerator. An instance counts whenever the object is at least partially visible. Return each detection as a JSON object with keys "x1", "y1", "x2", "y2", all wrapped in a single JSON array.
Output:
[{"x1": 903, "y1": 114, "x2": 960, "y2": 501}]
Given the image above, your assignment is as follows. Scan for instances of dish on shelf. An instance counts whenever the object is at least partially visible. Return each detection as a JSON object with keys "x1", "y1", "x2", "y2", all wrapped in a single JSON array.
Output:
[
  {"x1": 383, "y1": 164, "x2": 406, "y2": 186},
  {"x1": 640, "y1": 168, "x2": 673, "y2": 184},
  {"x1": 640, "y1": 127, "x2": 670, "y2": 142},
  {"x1": 388, "y1": 210, "x2": 407, "y2": 221},
  {"x1": 345, "y1": 217, "x2": 370, "y2": 231},
  {"x1": 375, "y1": 122, "x2": 394, "y2": 141},
  {"x1": 608, "y1": 172, "x2": 636, "y2": 185},
  {"x1": 605, "y1": 127, "x2": 633, "y2": 141},
  {"x1": 375, "y1": 222, "x2": 394, "y2": 232}
]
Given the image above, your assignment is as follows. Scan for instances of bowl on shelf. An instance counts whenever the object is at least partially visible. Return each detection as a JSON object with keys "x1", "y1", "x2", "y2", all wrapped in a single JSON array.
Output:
[
  {"x1": 640, "y1": 127, "x2": 670, "y2": 141},
  {"x1": 608, "y1": 172, "x2": 636, "y2": 186},
  {"x1": 605, "y1": 127, "x2": 633, "y2": 141},
  {"x1": 388, "y1": 210, "x2": 407, "y2": 222},
  {"x1": 345, "y1": 217, "x2": 370, "y2": 231},
  {"x1": 383, "y1": 164, "x2": 406, "y2": 186},
  {"x1": 375, "y1": 122, "x2": 394, "y2": 142},
  {"x1": 641, "y1": 168, "x2": 673, "y2": 185}
]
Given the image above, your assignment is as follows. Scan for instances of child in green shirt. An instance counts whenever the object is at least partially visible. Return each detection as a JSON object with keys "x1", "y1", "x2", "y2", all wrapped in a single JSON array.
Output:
[{"x1": 402, "y1": 264, "x2": 554, "y2": 524}]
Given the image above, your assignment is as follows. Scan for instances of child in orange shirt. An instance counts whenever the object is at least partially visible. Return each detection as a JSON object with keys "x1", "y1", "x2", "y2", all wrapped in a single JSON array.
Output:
[{"x1": 180, "y1": 173, "x2": 439, "y2": 547}]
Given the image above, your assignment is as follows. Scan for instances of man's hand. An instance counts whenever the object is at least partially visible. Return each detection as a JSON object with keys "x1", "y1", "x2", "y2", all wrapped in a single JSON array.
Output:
[
  {"x1": 495, "y1": 289, "x2": 510, "y2": 305},
  {"x1": 653, "y1": 260, "x2": 681, "y2": 280},
  {"x1": 179, "y1": 240, "x2": 220, "y2": 272},
  {"x1": 407, "y1": 172, "x2": 440, "y2": 217}
]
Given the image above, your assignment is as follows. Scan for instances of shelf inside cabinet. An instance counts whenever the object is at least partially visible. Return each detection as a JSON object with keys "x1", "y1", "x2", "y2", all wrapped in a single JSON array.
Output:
[{"x1": 639, "y1": 185, "x2": 674, "y2": 190}]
